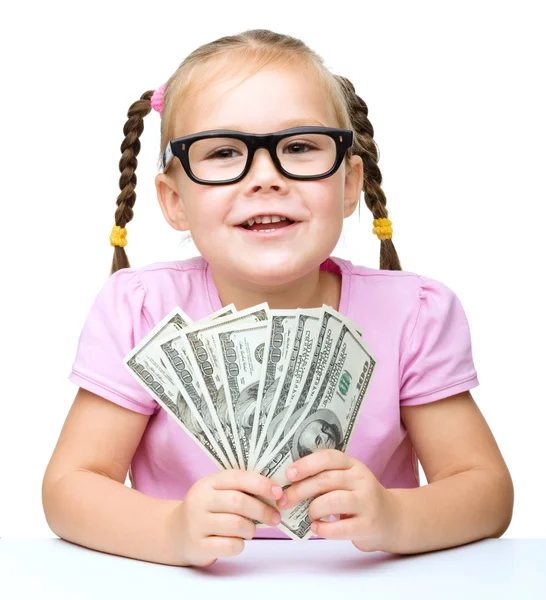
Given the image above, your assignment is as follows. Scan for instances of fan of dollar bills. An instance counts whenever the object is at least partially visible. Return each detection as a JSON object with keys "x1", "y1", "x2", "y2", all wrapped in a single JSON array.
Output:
[{"x1": 124, "y1": 301, "x2": 376, "y2": 542}]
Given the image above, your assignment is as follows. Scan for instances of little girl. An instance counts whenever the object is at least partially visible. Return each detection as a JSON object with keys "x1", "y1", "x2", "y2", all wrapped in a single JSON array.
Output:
[{"x1": 42, "y1": 28, "x2": 513, "y2": 568}]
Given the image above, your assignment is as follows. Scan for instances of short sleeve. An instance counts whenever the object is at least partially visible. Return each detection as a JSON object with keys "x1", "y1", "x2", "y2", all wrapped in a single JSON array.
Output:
[
  {"x1": 68, "y1": 269, "x2": 158, "y2": 415},
  {"x1": 399, "y1": 275, "x2": 479, "y2": 406}
]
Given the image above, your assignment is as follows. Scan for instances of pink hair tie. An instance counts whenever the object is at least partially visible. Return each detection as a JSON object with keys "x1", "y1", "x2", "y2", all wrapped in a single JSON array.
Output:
[{"x1": 151, "y1": 82, "x2": 166, "y2": 116}]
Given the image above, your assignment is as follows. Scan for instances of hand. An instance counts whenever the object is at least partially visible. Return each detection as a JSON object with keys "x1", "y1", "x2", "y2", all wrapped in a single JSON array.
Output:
[
  {"x1": 170, "y1": 469, "x2": 284, "y2": 567},
  {"x1": 277, "y1": 449, "x2": 399, "y2": 552}
]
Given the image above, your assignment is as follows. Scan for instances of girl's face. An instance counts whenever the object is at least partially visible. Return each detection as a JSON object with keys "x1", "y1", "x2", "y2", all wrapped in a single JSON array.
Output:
[{"x1": 155, "y1": 62, "x2": 363, "y2": 288}]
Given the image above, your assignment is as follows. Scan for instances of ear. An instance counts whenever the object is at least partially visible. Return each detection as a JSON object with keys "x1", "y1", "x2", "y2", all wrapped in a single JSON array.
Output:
[
  {"x1": 155, "y1": 172, "x2": 190, "y2": 232},
  {"x1": 343, "y1": 154, "x2": 363, "y2": 218}
]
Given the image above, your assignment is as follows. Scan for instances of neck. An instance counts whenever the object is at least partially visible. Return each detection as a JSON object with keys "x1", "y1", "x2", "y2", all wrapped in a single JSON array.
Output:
[{"x1": 209, "y1": 264, "x2": 341, "y2": 312}]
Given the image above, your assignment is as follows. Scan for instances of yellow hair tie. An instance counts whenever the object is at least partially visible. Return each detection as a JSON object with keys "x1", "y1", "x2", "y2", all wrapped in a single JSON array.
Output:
[
  {"x1": 110, "y1": 224, "x2": 128, "y2": 248},
  {"x1": 372, "y1": 217, "x2": 393, "y2": 241}
]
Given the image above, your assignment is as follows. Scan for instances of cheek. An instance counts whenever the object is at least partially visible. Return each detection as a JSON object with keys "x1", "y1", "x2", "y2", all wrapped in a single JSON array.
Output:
[
  {"x1": 185, "y1": 189, "x2": 230, "y2": 228},
  {"x1": 308, "y1": 178, "x2": 345, "y2": 218}
]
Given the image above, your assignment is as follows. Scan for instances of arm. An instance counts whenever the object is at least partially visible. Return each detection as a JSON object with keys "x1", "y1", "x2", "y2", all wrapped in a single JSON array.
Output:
[
  {"x1": 387, "y1": 391, "x2": 514, "y2": 555},
  {"x1": 42, "y1": 388, "x2": 183, "y2": 566}
]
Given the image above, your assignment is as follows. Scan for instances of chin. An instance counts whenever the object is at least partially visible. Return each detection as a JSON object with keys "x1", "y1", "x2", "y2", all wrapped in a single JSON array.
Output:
[{"x1": 238, "y1": 253, "x2": 321, "y2": 286}]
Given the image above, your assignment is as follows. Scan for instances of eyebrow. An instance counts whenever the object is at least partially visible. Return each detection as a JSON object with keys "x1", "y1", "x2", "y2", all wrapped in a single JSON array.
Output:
[{"x1": 213, "y1": 118, "x2": 327, "y2": 131}]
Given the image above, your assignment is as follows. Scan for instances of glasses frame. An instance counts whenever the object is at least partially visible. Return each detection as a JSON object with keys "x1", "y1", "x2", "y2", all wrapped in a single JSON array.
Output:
[{"x1": 162, "y1": 126, "x2": 354, "y2": 185}]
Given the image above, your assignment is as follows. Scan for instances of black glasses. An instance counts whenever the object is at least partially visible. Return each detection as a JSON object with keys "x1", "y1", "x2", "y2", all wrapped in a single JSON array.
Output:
[{"x1": 162, "y1": 126, "x2": 354, "y2": 185}]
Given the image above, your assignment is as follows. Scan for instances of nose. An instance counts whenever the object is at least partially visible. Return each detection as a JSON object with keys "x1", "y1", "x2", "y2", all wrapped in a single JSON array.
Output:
[{"x1": 244, "y1": 147, "x2": 285, "y2": 191}]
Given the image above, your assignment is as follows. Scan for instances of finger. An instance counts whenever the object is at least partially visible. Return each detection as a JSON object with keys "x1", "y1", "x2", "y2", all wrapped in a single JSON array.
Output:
[
  {"x1": 307, "y1": 490, "x2": 357, "y2": 522},
  {"x1": 211, "y1": 469, "x2": 284, "y2": 501},
  {"x1": 206, "y1": 513, "x2": 256, "y2": 541},
  {"x1": 310, "y1": 516, "x2": 356, "y2": 540},
  {"x1": 202, "y1": 535, "x2": 245, "y2": 559},
  {"x1": 279, "y1": 469, "x2": 351, "y2": 510},
  {"x1": 285, "y1": 449, "x2": 353, "y2": 483},
  {"x1": 211, "y1": 490, "x2": 281, "y2": 528}
]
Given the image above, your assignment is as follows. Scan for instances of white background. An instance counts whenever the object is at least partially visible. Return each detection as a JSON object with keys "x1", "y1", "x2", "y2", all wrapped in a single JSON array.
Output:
[{"x1": 0, "y1": 0, "x2": 544, "y2": 538}]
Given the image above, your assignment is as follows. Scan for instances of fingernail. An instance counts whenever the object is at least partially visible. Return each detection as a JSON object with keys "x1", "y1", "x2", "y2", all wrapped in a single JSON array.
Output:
[
  {"x1": 271, "y1": 512, "x2": 281, "y2": 525},
  {"x1": 272, "y1": 485, "x2": 283, "y2": 498},
  {"x1": 287, "y1": 467, "x2": 297, "y2": 479},
  {"x1": 278, "y1": 495, "x2": 288, "y2": 508}
]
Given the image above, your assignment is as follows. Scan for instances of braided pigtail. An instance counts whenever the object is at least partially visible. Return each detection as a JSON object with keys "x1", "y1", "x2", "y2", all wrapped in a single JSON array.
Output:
[
  {"x1": 110, "y1": 90, "x2": 155, "y2": 276},
  {"x1": 335, "y1": 75, "x2": 402, "y2": 271}
]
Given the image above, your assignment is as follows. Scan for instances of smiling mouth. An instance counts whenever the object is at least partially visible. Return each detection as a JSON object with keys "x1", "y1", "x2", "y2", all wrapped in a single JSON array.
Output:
[{"x1": 239, "y1": 219, "x2": 296, "y2": 232}]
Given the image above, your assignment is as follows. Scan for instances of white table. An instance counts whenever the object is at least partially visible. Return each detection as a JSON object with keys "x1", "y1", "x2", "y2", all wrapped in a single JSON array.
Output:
[{"x1": 1, "y1": 538, "x2": 544, "y2": 599}]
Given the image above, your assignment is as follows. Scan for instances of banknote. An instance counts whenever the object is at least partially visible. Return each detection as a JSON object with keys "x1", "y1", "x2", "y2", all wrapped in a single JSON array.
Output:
[
  {"x1": 251, "y1": 308, "x2": 322, "y2": 471},
  {"x1": 125, "y1": 300, "x2": 376, "y2": 542},
  {"x1": 255, "y1": 306, "x2": 347, "y2": 470},
  {"x1": 321, "y1": 304, "x2": 363, "y2": 339},
  {"x1": 123, "y1": 307, "x2": 230, "y2": 470},
  {"x1": 258, "y1": 324, "x2": 377, "y2": 541},
  {"x1": 215, "y1": 322, "x2": 269, "y2": 470},
  {"x1": 247, "y1": 310, "x2": 298, "y2": 471},
  {"x1": 156, "y1": 303, "x2": 239, "y2": 469},
  {"x1": 182, "y1": 303, "x2": 270, "y2": 469},
  {"x1": 159, "y1": 334, "x2": 232, "y2": 470}
]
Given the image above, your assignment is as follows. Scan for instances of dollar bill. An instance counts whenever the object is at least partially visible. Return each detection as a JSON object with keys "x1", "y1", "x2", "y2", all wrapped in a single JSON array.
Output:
[
  {"x1": 255, "y1": 306, "x2": 347, "y2": 470},
  {"x1": 155, "y1": 304, "x2": 238, "y2": 470},
  {"x1": 251, "y1": 309, "x2": 322, "y2": 471},
  {"x1": 158, "y1": 334, "x2": 232, "y2": 470},
  {"x1": 258, "y1": 324, "x2": 377, "y2": 541},
  {"x1": 124, "y1": 299, "x2": 376, "y2": 540},
  {"x1": 123, "y1": 307, "x2": 230, "y2": 471},
  {"x1": 181, "y1": 303, "x2": 270, "y2": 469},
  {"x1": 247, "y1": 310, "x2": 298, "y2": 471},
  {"x1": 214, "y1": 322, "x2": 269, "y2": 470},
  {"x1": 322, "y1": 304, "x2": 363, "y2": 339}
]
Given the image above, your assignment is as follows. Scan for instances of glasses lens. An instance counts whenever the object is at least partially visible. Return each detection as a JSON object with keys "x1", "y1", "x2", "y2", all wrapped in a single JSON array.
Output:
[
  {"x1": 277, "y1": 133, "x2": 336, "y2": 176},
  {"x1": 189, "y1": 137, "x2": 248, "y2": 182}
]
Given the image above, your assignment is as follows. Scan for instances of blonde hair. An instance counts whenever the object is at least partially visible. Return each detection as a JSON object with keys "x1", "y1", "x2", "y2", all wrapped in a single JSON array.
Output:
[{"x1": 111, "y1": 28, "x2": 401, "y2": 275}]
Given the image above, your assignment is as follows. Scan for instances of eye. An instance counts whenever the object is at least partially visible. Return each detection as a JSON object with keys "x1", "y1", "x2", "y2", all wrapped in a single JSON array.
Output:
[
  {"x1": 205, "y1": 147, "x2": 242, "y2": 160},
  {"x1": 284, "y1": 141, "x2": 316, "y2": 154}
]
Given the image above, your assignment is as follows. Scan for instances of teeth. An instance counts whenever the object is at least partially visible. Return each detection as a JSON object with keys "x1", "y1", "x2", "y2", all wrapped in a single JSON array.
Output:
[{"x1": 244, "y1": 214, "x2": 288, "y2": 226}]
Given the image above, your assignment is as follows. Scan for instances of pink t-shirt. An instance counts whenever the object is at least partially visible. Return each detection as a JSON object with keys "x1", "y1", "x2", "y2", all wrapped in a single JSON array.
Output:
[{"x1": 68, "y1": 255, "x2": 479, "y2": 539}]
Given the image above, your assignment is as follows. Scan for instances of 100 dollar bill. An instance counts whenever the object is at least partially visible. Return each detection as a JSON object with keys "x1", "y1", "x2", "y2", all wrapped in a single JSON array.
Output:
[
  {"x1": 252, "y1": 309, "x2": 322, "y2": 470},
  {"x1": 123, "y1": 307, "x2": 230, "y2": 471},
  {"x1": 215, "y1": 322, "x2": 269, "y2": 470},
  {"x1": 181, "y1": 303, "x2": 270, "y2": 469},
  {"x1": 248, "y1": 310, "x2": 298, "y2": 471},
  {"x1": 258, "y1": 324, "x2": 377, "y2": 541},
  {"x1": 256, "y1": 306, "x2": 347, "y2": 470}
]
